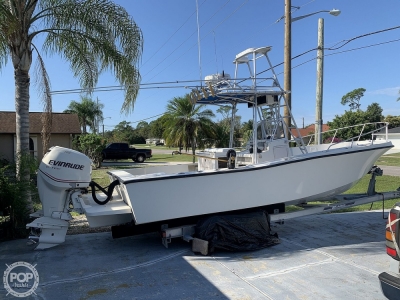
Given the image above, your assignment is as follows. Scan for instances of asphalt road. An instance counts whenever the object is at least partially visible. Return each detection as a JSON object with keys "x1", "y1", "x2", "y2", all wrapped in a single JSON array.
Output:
[
  {"x1": 380, "y1": 165, "x2": 400, "y2": 177},
  {"x1": 0, "y1": 211, "x2": 390, "y2": 299}
]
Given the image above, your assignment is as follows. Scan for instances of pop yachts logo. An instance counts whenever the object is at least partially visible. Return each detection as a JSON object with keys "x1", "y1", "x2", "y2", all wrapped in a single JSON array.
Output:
[
  {"x1": 3, "y1": 261, "x2": 39, "y2": 297},
  {"x1": 48, "y1": 160, "x2": 84, "y2": 170}
]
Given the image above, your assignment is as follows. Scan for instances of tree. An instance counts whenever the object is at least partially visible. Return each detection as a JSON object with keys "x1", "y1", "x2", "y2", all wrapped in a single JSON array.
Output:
[
  {"x1": 149, "y1": 114, "x2": 169, "y2": 140},
  {"x1": 64, "y1": 96, "x2": 104, "y2": 134},
  {"x1": 341, "y1": 88, "x2": 366, "y2": 111},
  {"x1": 135, "y1": 121, "x2": 150, "y2": 140},
  {"x1": 397, "y1": 90, "x2": 400, "y2": 102},
  {"x1": 328, "y1": 102, "x2": 383, "y2": 140},
  {"x1": 364, "y1": 102, "x2": 383, "y2": 123},
  {"x1": 384, "y1": 115, "x2": 400, "y2": 129},
  {"x1": 240, "y1": 119, "x2": 253, "y2": 146},
  {"x1": 213, "y1": 123, "x2": 230, "y2": 148},
  {"x1": 112, "y1": 121, "x2": 134, "y2": 143},
  {"x1": 216, "y1": 105, "x2": 237, "y2": 122},
  {"x1": 163, "y1": 95, "x2": 216, "y2": 163},
  {"x1": 0, "y1": 0, "x2": 143, "y2": 212}
]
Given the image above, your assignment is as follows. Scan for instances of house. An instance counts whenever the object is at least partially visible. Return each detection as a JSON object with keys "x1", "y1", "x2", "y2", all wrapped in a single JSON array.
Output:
[
  {"x1": 290, "y1": 124, "x2": 330, "y2": 138},
  {"x1": 145, "y1": 138, "x2": 165, "y2": 145},
  {"x1": 374, "y1": 126, "x2": 400, "y2": 154},
  {"x1": 290, "y1": 124, "x2": 330, "y2": 144},
  {"x1": 0, "y1": 111, "x2": 81, "y2": 162}
]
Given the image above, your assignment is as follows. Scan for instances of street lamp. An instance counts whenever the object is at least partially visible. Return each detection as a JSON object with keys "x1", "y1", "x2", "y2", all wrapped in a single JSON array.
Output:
[
  {"x1": 291, "y1": 9, "x2": 340, "y2": 22},
  {"x1": 282, "y1": 1, "x2": 340, "y2": 140}
]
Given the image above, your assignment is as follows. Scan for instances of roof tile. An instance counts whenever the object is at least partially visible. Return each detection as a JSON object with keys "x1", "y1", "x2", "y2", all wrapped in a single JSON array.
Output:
[{"x1": 0, "y1": 111, "x2": 81, "y2": 134}]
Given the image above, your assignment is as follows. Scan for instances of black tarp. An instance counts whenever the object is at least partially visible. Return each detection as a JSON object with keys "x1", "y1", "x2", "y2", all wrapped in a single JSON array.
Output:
[{"x1": 194, "y1": 211, "x2": 280, "y2": 253}]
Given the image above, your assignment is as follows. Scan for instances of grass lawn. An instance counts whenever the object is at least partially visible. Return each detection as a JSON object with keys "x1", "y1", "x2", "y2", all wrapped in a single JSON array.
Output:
[
  {"x1": 102, "y1": 154, "x2": 196, "y2": 164},
  {"x1": 376, "y1": 152, "x2": 400, "y2": 167},
  {"x1": 132, "y1": 144, "x2": 171, "y2": 150},
  {"x1": 285, "y1": 174, "x2": 400, "y2": 213},
  {"x1": 336, "y1": 174, "x2": 400, "y2": 212},
  {"x1": 151, "y1": 153, "x2": 196, "y2": 163},
  {"x1": 93, "y1": 154, "x2": 195, "y2": 186}
]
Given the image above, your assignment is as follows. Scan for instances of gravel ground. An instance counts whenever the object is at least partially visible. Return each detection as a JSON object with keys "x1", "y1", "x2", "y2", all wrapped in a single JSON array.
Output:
[{"x1": 67, "y1": 215, "x2": 111, "y2": 235}]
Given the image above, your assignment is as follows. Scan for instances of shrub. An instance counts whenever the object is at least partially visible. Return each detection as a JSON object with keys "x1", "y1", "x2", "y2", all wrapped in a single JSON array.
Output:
[
  {"x1": 0, "y1": 154, "x2": 39, "y2": 240},
  {"x1": 73, "y1": 134, "x2": 106, "y2": 168},
  {"x1": 324, "y1": 137, "x2": 343, "y2": 144}
]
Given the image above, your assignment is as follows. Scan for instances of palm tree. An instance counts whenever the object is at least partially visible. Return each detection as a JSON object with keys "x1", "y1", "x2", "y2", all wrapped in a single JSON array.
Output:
[
  {"x1": 164, "y1": 95, "x2": 216, "y2": 163},
  {"x1": 64, "y1": 96, "x2": 104, "y2": 134},
  {"x1": 0, "y1": 0, "x2": 142, "y2": 212}
]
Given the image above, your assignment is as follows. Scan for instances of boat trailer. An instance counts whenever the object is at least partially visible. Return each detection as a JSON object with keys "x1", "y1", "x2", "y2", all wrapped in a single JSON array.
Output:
[{"x1": 159, "y1": 166, "x2": 400, "y2": 254}]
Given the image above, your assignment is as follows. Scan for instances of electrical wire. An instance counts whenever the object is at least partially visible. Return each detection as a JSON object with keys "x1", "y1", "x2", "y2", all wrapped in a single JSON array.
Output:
[
  {"x1": 144, "y1": 0, "x2": 247, "y2": 83},
  {"x1": 50, "y1": 26, "x2": 400, "y2": 96},
  {"x1": 139, "y1": 0, "x2": 206, "y2": 69},
  {"x1": 141, "y1": 0, "x2": 232, "y2": 80},
  {"x1": 270, "y1": 38, "x2": 400, "y2": 77}
]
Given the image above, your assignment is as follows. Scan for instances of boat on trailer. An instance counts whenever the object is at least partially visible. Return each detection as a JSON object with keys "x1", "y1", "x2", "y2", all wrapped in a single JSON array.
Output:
[{"x1": 27, "y1": 46, "x2": 395, "y2": 249}]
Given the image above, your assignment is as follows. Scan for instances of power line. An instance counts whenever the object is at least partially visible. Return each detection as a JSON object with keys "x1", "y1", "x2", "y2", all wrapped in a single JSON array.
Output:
[
  {"x1": 142, "y1": 0, "x2": 310, "y2": 82},
  {"x1": 50, "y1": 26, "x2": 400, "y2": 96},
  {"x1": 141, "y1": 0, "x2": 232, "y2": 80},
  {"x1": 269, "y1": 37, "x2": 400, "y2": 78},
  {"x1": 144, "y1": 0, "x2": 246, "y2": 83},
  {"x1": 101, "y1": 113, "x2": 167, "y2": 129},
  {"x1": 140, "y1": 0, "x2": 206, "y2": 69},
  {"x1": 50, "y1": 77, "x2": 273, "y2": 95},
  {"x1": 254, "y1": 24, "x2": 400, "y2": 80},
  {"x1": 170, "y1": 0, "x2": 315, "y2": 82}
]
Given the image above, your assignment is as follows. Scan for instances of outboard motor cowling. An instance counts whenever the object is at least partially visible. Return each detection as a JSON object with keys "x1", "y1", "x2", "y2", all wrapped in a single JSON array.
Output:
[
  {"x1": 26, "y1": 146, "x2": 92, "y2": 250},
  {"x1": 37, "y1": 146, "x2": 92, "y2": 217}
]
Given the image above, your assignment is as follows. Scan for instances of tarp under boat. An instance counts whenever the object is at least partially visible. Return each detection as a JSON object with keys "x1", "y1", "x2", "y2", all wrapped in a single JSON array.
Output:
[{"x1": 194, "y1": 211, "x2": 280, "y2": 253}]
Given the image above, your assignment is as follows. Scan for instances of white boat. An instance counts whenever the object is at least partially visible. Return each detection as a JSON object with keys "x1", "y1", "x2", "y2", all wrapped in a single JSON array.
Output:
[{"x1": 27, "y1": 46, "x2": 393, "y2": 249}]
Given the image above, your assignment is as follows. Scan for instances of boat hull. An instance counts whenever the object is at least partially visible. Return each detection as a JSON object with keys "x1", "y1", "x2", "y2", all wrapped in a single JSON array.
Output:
[{"x1": 111, "y1": 143, "x2": 391, "y2": 224}]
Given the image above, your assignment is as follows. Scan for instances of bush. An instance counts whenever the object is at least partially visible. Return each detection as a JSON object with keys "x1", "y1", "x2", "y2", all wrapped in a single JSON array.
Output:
[
  {"x1": 0, "y1": 154, "x2": 39, "y2": 241},
  {"x1": 73, "y1": 134, "x2": 106, "y2": 168},
  {"x1": 324, "y1": 137, "x2": 343, "y2": 144}
]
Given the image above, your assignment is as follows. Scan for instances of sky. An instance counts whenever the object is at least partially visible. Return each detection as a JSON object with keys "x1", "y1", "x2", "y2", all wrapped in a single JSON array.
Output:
[{"x1": 1, "y1": 0, "x2": 400, "y2": 133}]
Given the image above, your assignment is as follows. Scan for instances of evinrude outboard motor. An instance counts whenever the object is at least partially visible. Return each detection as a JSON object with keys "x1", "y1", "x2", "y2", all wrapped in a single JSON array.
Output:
[{"x1": 26, "y1": 146, "x2": 92, "y2": 249}]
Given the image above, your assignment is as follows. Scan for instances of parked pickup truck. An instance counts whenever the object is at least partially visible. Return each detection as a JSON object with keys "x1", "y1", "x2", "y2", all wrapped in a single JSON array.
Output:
[
  {"x1": 101, "y1": 143, "x2": 152, "y2": 163},
  {"x1": 379, "y1": 202, "x2": 400, "y2": 299}
]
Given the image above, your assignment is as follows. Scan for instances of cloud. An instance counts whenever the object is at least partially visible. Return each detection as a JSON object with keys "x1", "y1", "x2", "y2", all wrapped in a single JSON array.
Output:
[{"x1": 367, "y1": 87, "x2": 400, "y2": 97}]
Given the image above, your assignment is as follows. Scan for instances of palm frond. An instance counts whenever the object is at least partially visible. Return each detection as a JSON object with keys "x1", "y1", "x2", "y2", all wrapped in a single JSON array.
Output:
[
  {"x1": 34, "y1": 0, "x2": 143, "y2": 113},
  {"x1": 32, "y1": 42, "x2": 52, "y2": 155}
]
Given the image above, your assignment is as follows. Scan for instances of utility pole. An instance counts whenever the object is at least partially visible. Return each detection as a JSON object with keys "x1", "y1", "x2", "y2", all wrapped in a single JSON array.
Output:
[
  {"x1": 283, "y1": 0, "x2": 292, "y2": 140},
  {"x1": 315, "y1": 18, "x2": 324, "y2": 145}
]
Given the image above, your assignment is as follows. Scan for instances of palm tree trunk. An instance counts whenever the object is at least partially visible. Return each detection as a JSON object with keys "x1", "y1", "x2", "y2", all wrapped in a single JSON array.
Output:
[
  {"x1": 82, "y1": 120, "x2": 87, "y2": 134},
  {"x1": 15, "y1": 69, "x2": 30, "y2": 156},
  {"x1": 191, "y1": 137, "x2": 196, "y2": 163},
  {"x1": 15, "y1": 68, "x2": 33, "y2": 214}
]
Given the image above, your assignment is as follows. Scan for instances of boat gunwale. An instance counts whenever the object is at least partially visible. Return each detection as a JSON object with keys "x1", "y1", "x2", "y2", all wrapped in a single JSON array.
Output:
[{"x1": 108, "y1": 143, "x2": 393, "y2": 185}]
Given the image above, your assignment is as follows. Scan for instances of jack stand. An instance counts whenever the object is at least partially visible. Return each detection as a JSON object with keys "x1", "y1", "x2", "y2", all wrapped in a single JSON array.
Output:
[{"x1": 367, "y1": 166, "x2": 383, "y2": 196}]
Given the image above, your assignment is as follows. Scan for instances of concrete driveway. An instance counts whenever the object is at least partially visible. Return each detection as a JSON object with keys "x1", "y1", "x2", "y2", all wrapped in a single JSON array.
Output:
[{"x1": 0, "y1": 211, "x2": 391, "y2": 299}]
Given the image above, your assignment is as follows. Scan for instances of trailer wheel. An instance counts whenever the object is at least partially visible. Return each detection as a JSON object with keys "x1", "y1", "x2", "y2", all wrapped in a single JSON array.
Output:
[{"x1": 136, "y1": 154, "x2": 145, "y2": 163}]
